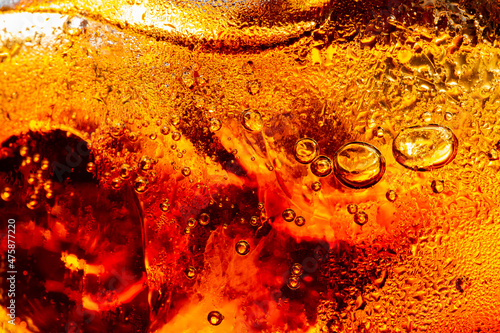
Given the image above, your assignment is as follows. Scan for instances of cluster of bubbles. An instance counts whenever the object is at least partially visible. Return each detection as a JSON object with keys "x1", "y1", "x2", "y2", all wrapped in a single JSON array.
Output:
[
  {"x1": 287, "y1": 263, "x2": 303, "y2": 290},
  {"x1": 282, "y1": 208, "x2": 306, "y2": 227},
  {"x1": 294, "y1": 125, "x2": 457, "y2": 191}
]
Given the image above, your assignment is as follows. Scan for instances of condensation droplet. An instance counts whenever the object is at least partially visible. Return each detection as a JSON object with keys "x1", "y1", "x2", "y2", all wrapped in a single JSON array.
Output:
[
  {"x1": 241, "y1": 110, "x2": 263, "y2": 131},
  {"x1": 182, "y1": 167, "x2": 191, "y2": 177},
  {"x1": 392, "y1": 125, "x2": 458, "y2": 171},
  {"x1": 333, "y1": 142, "x2": 385, "y2": 189},
  {"x1": 295, "y1": 216, "x2": 306, "y2": 227},
  {"x1": 209, "y1": 118, "x2": 222, "y2": 132},
  {"x1": 282, "y1": 208, "x2": 296, "y2": 222},
  {"x1": 199, "y1": 213, "x2": 210, "y2": 226},
  {"x1": 133, "y1": 176, "x2": 149, "y2": 193},
  {"x1": 347, "y1": 204, "x2": 358, "y2": 214},
  {"x1": 311, "y1": 156, "x2": 333, "y2": 177},
  {"x1": 185, "y1": 266, "x2": 196, "y2": 279},
  {"x1": 431, "y1": 180, "x2": 444, "y2": 193},
  {"x1": 386, "y1": 190, "x2": 397, "y2": 202},
  {"x1": 354, "y1": 211, "x2": 368, "y2": 226},
  {"x1": 235, "y1": 240, "x2": 251, "y2": 255},
  {"x1": 172, "y1": 132, "x2": 181, "y2": 141},
  {"x1": 311, "y1": 181, "x2": 322, "y2": 191},
  {"x1": 208, "y1": 311, "x2": 224, "y2": 326},
  {"x1": 294, "y1": 138, "x2": 319, "y2": 164},
  {"x1": 1, "y1": 187, "x2": 13, "y2": 201},
  {"x1": 291, "y1": 263, "x2": 303, "y2": 276},
  {"x1": 287, "y1": 276, "x2": 301, "y2": 290}
]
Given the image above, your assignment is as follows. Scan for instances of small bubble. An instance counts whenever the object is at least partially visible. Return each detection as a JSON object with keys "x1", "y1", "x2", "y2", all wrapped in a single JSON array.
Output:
[
  {"x1": 295, "y1": 216, "x2": 306, "y2": 226},
  {"x1": 282, "y1": 208, "x2": 296, "y2": 222},
  {"x1": 287, "y1": 276, "x2": 301, "y2": 290},
  {"x1": 27, "y1": 175, "x2": 36, "y2": 185},
  {"x1": 86, "y1": 162, "x2": 95, "y2": 173},
  {"x1": 199, "y1": 213, "x2": 210, "y2": 226},
  {"x1": 241, "y1": 110, "x2": 263, "y2": 131},
  {"x1": 431, "y1": 180, "x2": 444, "y2": 193},
  {"x1": 242, "y1": 61, "x2": 254, "y2": 75},
  {"x1": 185, "y1": 266, "x2": 196, "y2": 279},
  {"x1": 133, "y1": 176, "x2": 149, "y2": 193},
  {"x1": 185, "y1": 227, "x2": 191, "y2": 234},
  {"x1": 149, "y1": 133, "x2": 157, "y2": 140},
  {"x1": 208, "y1": 311, "x2": 224, "y2": 326},
  {"x1": 120, "y1": 164, "x2": 132, "y2": 179},
  {"x1": 1, "y1": 187, "x2": 13, "y2": 201},
  {"x1": 235, "y1": 240, "x2": 251, "y2": 255},
  {"x1": 182, "y1": 167, "x2": 191, "y2": 177},
  {"x1": 160, "y1": 126, "x2": 170, "y2": 135},
  {"x1": 311, "y1": 181, "x2": 322, "y2": 191},
  {"x1": 311, "y1": 156, "x2": 333, "y2": 177},
  {"x1": 63, "y1": 16, "x2": 88, "y2": 36},
  {"x1": 160, "y1": 200, "x2": 170, "y2": 212},
  {"x1": 172, "y1": 132, "x2": 181, "y2": 141},
  {"x1": 139, "y1": 156, "x2": 153, "y2": 171},
  {"x1": 386, "y1": 190, "x2": 397, "y2": 202},
  {"x1": 354, "y1": 211, "x2": 368, "y2": 226},
  {"x1": 291, "y1": 263, "x2": 303, "y2": 276},
  {"x1": 257, "y1": 202, "x2": 265, "y2": 210},
  {"x1": 187, "y1": 218, "x2": 197, "y2": 228},
  {"x1": 111, "y1": 177, "x2": 123, "y2": 189},
  {"x1": 26, "y1": 194, "x2": 39, "y2": 210},
  {"x1": 347, "y1": 204, "x2": 358, "y2": 214},
  {"x1": 294, "y1": 138, "x2": 319, "y2": 164},
  {"x1": 249, "y1": 216, "x2": 260, "y2": 226},
  {"x1": 209, "y1": 118, "x2": 222, "y2": 132},
  {"x1": 444, "y1": 112, "x2": 453, "y2": 121},
  {"x1": 33, "y1": 153, "x2": 41, "y2": 163}
]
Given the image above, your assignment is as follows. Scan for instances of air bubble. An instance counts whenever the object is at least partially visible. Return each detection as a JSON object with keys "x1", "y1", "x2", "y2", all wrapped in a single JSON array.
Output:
[
  {"x1": 1, "y1": 187, "x2": 12, "y2": 201},
  {"x1": 249, "y1": 216, "x2": 260, "y2": 226},
  {"x1": 311, "y1": 156, "x2": 333, "y2": 177},
  {"x1": 182, "y1": 167, "x2": 191, "y2": 177},
  {"x1": 199, "y1": 213, "x2": 210, "y2": 226},
  {"x1": 209, "y1": 118, "x2": 222, "y2": 132},
  {"x1": 295, "y1": 216, "x2": 305, "y2": 227},
  {"x1": 120, "y1": 164, "x2": 132, "y2": 179},
  {"x1": 187, "y1": 218, "x2": 197, "y2": 228},
  {"x1": 386, "y1": 190, "x2": 397, "y2": 202},
  {"x1": 235, "y1": 240, "x2": 251, "y2": 255},
  {"x1": 86, "y1": 162, "x2": 95, "y2": 173},
  {"x1": 392, "y1": 125, "x2": 458, "y2": 171},
  {"x1": 347, "y1": 204, "x2": 358, "y2": 214},
  {"x1": 311, "y1": 181, "x2": 322, "y2": 191},
  {"x1": 294, "y1": 138, "x2": 319, "y2": 164},
  {"x1": 185, "y1": 266, "x2": 196, "y2": 279},
  {"x1": 160, "y1": 200, "x2": 170, "y2": 212},
  {"x1": 208, "y1": 311, "x2": 224, "y2": 326},
  {"x1": 282, "y1": 208, "x2": 296, "y2": 222},
  {"x1": 354, "y1": 211, "x2": 368, "y2": 226},
  {"x1": 287, "y1": 276, "x2": 301, "y2": 290},
  {"x1": 241, "y1": 110, "x2": 263, "y2": 131},
  {"x1": 160, "y1": 126, "x2": 170, "y2": 135},
  {"x1": 133, "y1": 176, "x2": 149, "y2": 193},
  {"x1": 333, "y1": 142, "x2": 385, "y2": 189},
  {"x1": 291, "y1": 263, "x2": 303, "y2": 276},
  {"x1": 172, "y1": 132, "x2": 181, "y2": 141}
]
